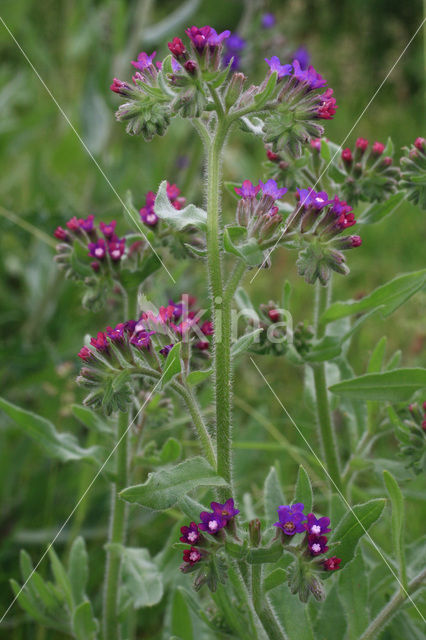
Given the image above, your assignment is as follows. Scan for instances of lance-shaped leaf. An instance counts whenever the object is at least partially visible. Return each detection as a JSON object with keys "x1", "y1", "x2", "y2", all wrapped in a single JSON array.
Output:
[
  {"x1": 0, "y1": 397, "x2": 104, "y2": 465},
  {"x1": 155, "y1": 180, "x2": 207, "y2": 230},
  {"x1": 264, "y1": 466, "x2": 285, "y2": 525},
  {"x1": 231, "y1": 328, "x2": 264, "y2": 357},
  {"x1": 171, "y1": 588, "x2": 193, "y2": 640},
  {"x1": 358, "y1": 192, "x2": 405, "y2": 225},
  {"x1": 108, "y1": 545, "x2": 163, "y2": 609},
  {"x1": 224, "y1": 225, "x2": 265, "y2": 266},
  {"x1": 68, "y1": 537, "x2": 88, "y2": 606},
  {"x1": 383, "y1": 470, "x2": 407, "y2": 590},
  {"x1": 329, "y1": 368, "x2": 426, "y2": 402},
  {"x1": 338, "y1": 551, "x2": 369, "y2": 639},
  {"x1": 320, "y1": 269, "x2": 426, "y2": 325},
  {"x1": 72, "y1": 601, "x2": 98, "y2": 640},
  {"x1": 120, "y1": 457, "x2": 227, "y2": 510},
  {"x1": 263, "y1": 568, "x2": 287, "y2": 592},
  {"x1": 328, "y1": 498, "x2": 385, "y2": 568},
  {"x1": 161, "y1": 342, "x2": 182, "y2": 386},
  {"x1": 294, "y1": 465, "x2": 313, "y2": 514}
]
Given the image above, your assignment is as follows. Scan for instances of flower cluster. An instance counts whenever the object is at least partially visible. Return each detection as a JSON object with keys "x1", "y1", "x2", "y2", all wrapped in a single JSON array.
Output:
[
  {"x1": 283, "y1": 187, "x2": 361, "y2": 284},
  {"x1": 392, "y1": 400, "x2": 426, "y2": 475},
  {"x1": 400, "y1": 137, "x2": 426, "y2": 209},
  {"x1": 274, "y1": 503, "x2": 339, "y2": 567},
  {"x1": 339, "y1": 137, "x2": 400, "y2": 204},
  {"x1": 139, "y1": 182, "x2": 185, "y2": 227},
  {"x1": 77, "y1": 297, "x2": 213, "y2": 413},
  {"x1": 179, "y1": 499, "x2": 239, "y2": 590},
  {"x1": 234, "y1": 178, "x2": 286, "y2": 242},
  {"x1": 262, "y1": 56, "x2": 337, "y2": 156}
]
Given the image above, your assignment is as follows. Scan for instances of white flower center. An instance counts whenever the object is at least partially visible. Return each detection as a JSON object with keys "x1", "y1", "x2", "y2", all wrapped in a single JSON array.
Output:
[
  {"x1": 208, "y1": 520, "x2": 218, "y2": 531},
  {"x1": 312, "y1": 543, "x2": 321, "y2": 553},
  {"x1": 111, "y1": 250, "x2": 120, "y2": 259},
  {"x1": 188, "y1": 532, "x2": 197, "y2": 542},
  {"x1": 189, "y1": 552, "x2": 199, "y2": 562},
  {"x1": 147, "y1": 214, "x2": 157, "y2": 224},
  {"x1": 311, "y1": 525, "x2": 321, "y2": 534},
  {"x1": 95, "y1": 248, "x2": 104, "y2": 257}
]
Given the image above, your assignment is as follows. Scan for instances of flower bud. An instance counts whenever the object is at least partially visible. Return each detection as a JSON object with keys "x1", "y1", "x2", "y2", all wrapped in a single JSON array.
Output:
[
  {"x1": 224, "y1": 72, "x2": 246, "y2": 111},
  {"x1": 341, "y1": 148, "x2": 353, "y2": 164},
  {"x1": 248, "y1": 519, "x2": 262, "y2": 546}
]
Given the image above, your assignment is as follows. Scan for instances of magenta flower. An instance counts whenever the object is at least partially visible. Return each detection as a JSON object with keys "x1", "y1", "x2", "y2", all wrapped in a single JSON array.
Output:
[
  {"x1": 66, "y1": 216, "x2": 81, "y2": 231},
  {"x1": 180, "y1": 522, "x2": 200, "y2": 544},
  {"x1": 99, "y1": 221, "x2": 117, "y2": 238},
  {"x1": 265, "y1": 56, "x2": 292, "y2": 79},
  {"x1": 108, "y1": 237, "x2": 126, "y2": 261},
  {"x1": 106, "y1": 323, "x2": 126, "y2": 341},
  {"x1": 297, "y1": 188, "x2": 331, "y2": 210},
  {"x1": 168, "y1": 37, "x2": 186, "y2": 58},
  {"x1": 54, "y1": 226, "x2": 69, "y2": 241},
  {"x1": 90, "y1": 332, "x2": 109, "y2": 352},
  {"x1": 88, "y1": 238, "x2": 107, "y2": 260},
  {"x1": 130, "y1": 330, "x2": 154, "y2": 349},
  {"x1": 308, "y1": 534, "x2": 329, "y2": 555},
  {"x1": 305, "y1": 513, "x2": 331, "y2": 536},
  {"x1": 329, "y1": 197, "x2": 355, "y2": 229},
  {"x1": 323, "y1": 556, "x2": 341, "y2": 571},
  {"x1": 140, "y1": 206, "x2": 158, "y2": 227},
  {"x1": 199, "y1": 511, "x2": 225, "y2": 534},
  {"x1": 110, "y1": 78, "x2": 132, "y2": 96},
  {"x1": 131, "y1": 51, "x2": 156, "y2": 71},
  {"x1": 372, "y1": 141, "x2": 385, "y2": 155},
  {"x1": 356, "y1": 137, "x2": 369, "y2": 151},
  {"x1": 259, "y1": 179, "x2": 287, "y2": 200},
  {"x1": 414, "y1": 137, "x2": 425, "y2": 151},
  {"x1": 274, "y1": 503, "x2": 306, "y2": 535},
  {"x1": 79, "y1": 214, "x2": 95, "y2": 232},
  {"x1": 292, "y1": 59, "x2": 327, "y2": 90},
  {"x1": 317, "y1": 88, "x2": 337, "y2": 120},
  {"x1": 78, "y1": 346, "x2": 93, "y2": 361},
  {"x1": 182, "y1": 547, "x2": 201, "y2": 565},
  {"x1": 210, "y1": 499, "x2": 239, "y2": 523},
  {"x1": 235, "y1": 179, "x2": 260, "y2": 199}
]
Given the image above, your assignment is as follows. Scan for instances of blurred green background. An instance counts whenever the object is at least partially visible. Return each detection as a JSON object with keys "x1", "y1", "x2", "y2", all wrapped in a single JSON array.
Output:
[{"x1": 0, "y1": 0, "x2": 424, "y2": 637}]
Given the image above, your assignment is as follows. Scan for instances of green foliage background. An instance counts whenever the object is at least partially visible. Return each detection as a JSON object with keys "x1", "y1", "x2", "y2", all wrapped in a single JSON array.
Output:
[{"x1": 0, "y1": 0, "x2": 424, "y2": 637}]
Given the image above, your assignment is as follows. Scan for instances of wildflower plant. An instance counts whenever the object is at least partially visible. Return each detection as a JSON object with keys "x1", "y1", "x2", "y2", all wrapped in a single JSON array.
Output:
[{"x1": 2, "y1": 14, "x2": 426, "y2": 640}]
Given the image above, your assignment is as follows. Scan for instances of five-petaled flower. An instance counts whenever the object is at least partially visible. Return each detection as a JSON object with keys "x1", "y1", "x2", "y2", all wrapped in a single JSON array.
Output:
[
  {"x1": 183, "y1": 547, "x2": 202, "y2": 565},
  {"x1": 199, "y1": 511, "x2": 225, "y2": 534},
  {"x1": 323, "y1": 556, "x2": 341, "y2": 571},
  {"x1": 308, "y1": 534, "x2": 329, "y2": 555},
  {"x1": 305, "y1": 513, "x2": 331, "y2": 536},
  {"x1": 210, "y1": 499, "x2": 240, "y2": 523},
  {"x1": 274, "y1": 503, "x2": 306, "y2": 535}
]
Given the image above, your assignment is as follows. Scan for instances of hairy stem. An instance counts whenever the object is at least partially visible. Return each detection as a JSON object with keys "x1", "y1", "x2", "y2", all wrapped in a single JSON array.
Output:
[
  {"x1": 173, "y1": 381, "x2": 216, "y2": 468},
  {"x1": 359, "y1": 568, "x2": 426, "y2": 640},
  {"x1": 313, "y1": 282, "x2": 342, "y2": 491},
  {"x1": 206, "y1": 118, "x2": 233, "y2": 490},
  {"x1": 103, "y1": 411, "x2": 129, "y2": 640},
  {"x1": 251, "y1": 565, "x2": 285, "y2": 640}
]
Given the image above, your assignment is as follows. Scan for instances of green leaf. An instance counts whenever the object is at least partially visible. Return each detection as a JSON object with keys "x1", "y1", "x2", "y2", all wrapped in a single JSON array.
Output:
[
  {"x1": 304, "y1": 336, "x2": 341, "y2": 363},
  {"x1": 294, "y1": 465, "x2": 313, "y2": 513},
  {"x1": 120, "y1": 457, "x2": 227, "y2": 510},
  {"x1": 270, "y1": 583, "x2": 315, "y2": 640},
  {"x1": 316, "y1": 584, "x2": 346, "y2": 640},
  {"x1": 0, "y1": 397, "x2": 103, "y2": 465},
  {"x1": 48, "y1": 548, "x2": 73, "y2": 612},
  {"x1": 171, "y1": 588, "x2": 193, "y2": 640},
  {"x1": 162, "y1": 342, "x2": 182, "y2": 386},
  {"x1": 68, "y1": 537, "x2": 88, "y2": 606},
  {"x1": 246, "y1": 541, "x2": 283, "y2": 564},
  {"x1": 113, "y1": 546, "x2": 163, "y2": 609},
  {"x1": 329, "y1": 368, "x2": 426, "y2": 402},
  {"x1": 72, "y1": 601, "x2": 98, "y2": 640},
  {"x1": 71, "y1": 404, "x2": 113, "y2": 435},
  {"x1": 159, "y1": 437, "x2": 182, "y2": 463},
  {"x1": 338, "y1": 552, "x2": 369, "y2": 639},
  {"x1": 154, "y1": 180, "x2": 207, "y2": 230},
  {"x1": 264, "y1": 466, "x2": 285, "y2": 525},
  {"x1": 223, "y1": 226, "x2": 264, "y2": 266},
  {"x1": 264, "y1": 568, "x2": 287, "y2": 592},
  {"x1": 253, "y1": 71, "x2": 277, "y2": 108},
  {"x1": 358, "y1": 192, "x2": 405, "y2": 225},
  {"x1": 231, "y1": 328, "x2": 264, "y2": 357},
  {"x1": 367, "y1": 336, "x2": 387, "y2": 373},
  {"x1": 329, "y1": 499, "x2": 385, "y2": 567},
  {"x1": 186, "y1": 368, "x2": 212, "y2": 386},
  {"x1": 120, "y1": 254, "x2": 161, "y2": 290},
  {"x1": 321, "y1": 270, "x2": 426, "y2": 325},
  {"x1": 10, "y1": 579, "x2": 51, "y2": 626},
  {"x1": 177, "y1": 587, "x2": 217, "y2": 632},
  {"x1": 383, "y1": 470, "x2": 407, "y2": 590}
]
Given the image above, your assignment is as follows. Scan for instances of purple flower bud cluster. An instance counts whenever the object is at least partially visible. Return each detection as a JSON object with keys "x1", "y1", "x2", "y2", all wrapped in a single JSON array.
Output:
[
  {"x1": 180, "y1": 499, "x2": 239, "y2": 570},
  {"x1": 167, "y1": 25, "x2": 231, "y2": 77},
  {"x1": 339, "y1": 137, "x2": 400, "y2": 204},
  {"x1": 77, "y1": 296, "x2": 213, "y2": 364},
  {"x1": 234, "y1": 179, "x2": 287, "y2": 241},
  {"x1": 54, "y1": 216, "x2": 126, "y2": 272},
  {"x1": 274, "y1": 503, "x2": 341, "y2": 570},
  {"x1": 139, "y1": 182, "x2": 185, "y2": 227}
]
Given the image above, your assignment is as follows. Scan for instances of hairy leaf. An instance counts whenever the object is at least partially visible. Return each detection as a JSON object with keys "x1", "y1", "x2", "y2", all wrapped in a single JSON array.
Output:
[{"x1": 329, "y1": 368, "x2": 426, "y2": 402}]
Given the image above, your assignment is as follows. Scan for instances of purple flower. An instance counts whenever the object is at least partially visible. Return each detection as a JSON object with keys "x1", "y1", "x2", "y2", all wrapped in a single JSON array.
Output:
[
  {"x1": 99, "y1": 221, "x2": 117, "y2": 238},
  {"x1": 131, "y1": 51, "x2": 156, "y2": 71},
  {"x1": 308, "y1": 534, "x2": 329, "y2": 556},
  {"x1": 159, "y1": 343, "x2": 174, "y2": 357},
  {"x1": 79, "y1": 214, "x2": 95, "y2": 232},
  {"x1": 317, "y1": 88, "x2": 337, "y2": 120},
  {"x1": 323, "y1": 556, "x2": 341, "y2": 571},
  {"x1": 224, "y1": 33, "x2": 246, "y2": 69},
  {"x1": 235, "y1": 179, "x2": 260, "y2": 199},
  {"x1": 208, "y1": 28, "x2": 231, "y2": 47},
  {"x1": 305, "y1": 513, "x2": 331, "y2": 536},
  {"x1": 88, "y1": 238, "x2": 107, "y2": 260},
  {"x1": 210, "y1": 499, "x2": 239, "y2": 523},
  {"x1": 292, "y1": 46, "x2": 310, "y2": 70},
  {"x1": 54, "y1": 226, "x2": 69, "y2": 241},
  {"x1": 105, "y1": 323, "x2": 126, "y2": 341},
  {"x1": 140, "y1": 206, "x2": 158, "y2": 227},
  {"x1": 261, "y1": 12, "x2": 276, "y2": 29},
  {"x1": 183, "y1": 547, "x2": 202, "y2": 565},
  {"x1": 108, "y1": 237, "x2": 126, "y2": 261},
  {"x1": 90, "y1": 331, "x2": 109, "y2": 352},
  {"x1": 110, "y1": 78, "x2": 132, "y2": 96},
  {"x1": 297, "y1": 188, "x2": 331, "y2": 210},
  {"x1": 186, "y1": 25, "x2": 212, "y2": 51},
  {"x1": 265, "y1": 56, "x2": 292, "y2": 79},
  {"x1": 226, "y1": 33, "x2": 246, "y2": 52},
  {"x1": 130, "y1": 330, "x2": 154, "y2": 349},
  {"x1": 274, "y1": 503, "x2": 306, "y2": 535},
  {"x1": 78, "y1": 346, "x2": 93, "y2": 361},
  {"x1": 171, "y1": 58, "x2": 182, "y2": 73},
  {"x1": 180, "y1": 522, "x2": 201, "y2": 544},
  {"x1": 259, "y1": 179, "x2": 288, "y2": 200},
  {"x1": 292, "y1": 59, "x2": 327, "y2": 90},
  {"x1": 199, "y1": 511, "x2": 225, "y2": 534}
]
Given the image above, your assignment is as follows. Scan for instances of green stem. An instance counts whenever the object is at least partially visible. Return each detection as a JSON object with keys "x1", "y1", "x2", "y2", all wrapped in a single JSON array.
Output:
[
  {"x1": 173, "y1": 381, "x2": 216, "y2": 469},
  {"x1": 313, "y1": 282, "x2": 342, "y2": 491},
  {"x1": 223, "y1": 260, "x2": 246, "y2": 304},
  {"x1": 103, "y1": 411, "x2": 129, "y2": 640},
  {"x1": 251, "y1": 565, "x2": 285, "y2": 640},
  {"x1": 206, "y1": 118, "x2": 233, "y2": 489},
  {"x1": 359, "y1": 568, "x2": 426, "y2": 640}
]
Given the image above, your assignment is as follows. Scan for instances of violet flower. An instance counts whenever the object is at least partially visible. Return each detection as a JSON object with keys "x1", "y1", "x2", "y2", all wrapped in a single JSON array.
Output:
[
  {"x1": 308, "y1": 534, "x2": 329, "y2": 555},
  {"x1": 210, "y1": 498, "x2": 239, "y2": 523},
  {"x1": 199, "y1": 511, "x2": 225, "y2": 534},
  {"x1": 274, "y1": 503, "x2": 306, "y2": 535},
  {"x1": 265, "y1": 56, "x2": 292, "y2": 80},
  {"x1": 180, "y1": 522, "x2": 201, "y2": 544},
  {"x1": 305, "y1": 513, "x2": 331, "y2": 536}
]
